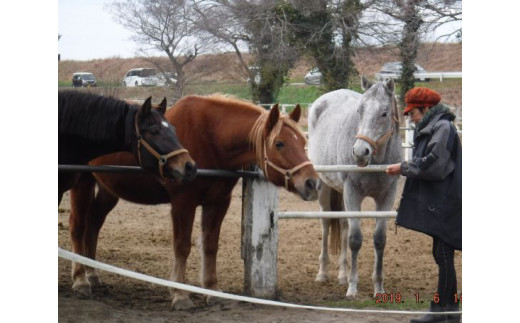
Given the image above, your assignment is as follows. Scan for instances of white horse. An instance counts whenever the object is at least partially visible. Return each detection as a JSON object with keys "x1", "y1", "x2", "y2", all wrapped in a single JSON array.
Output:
[{"x1": 307, "y1": 76, "x2": 402, "y2": 298}]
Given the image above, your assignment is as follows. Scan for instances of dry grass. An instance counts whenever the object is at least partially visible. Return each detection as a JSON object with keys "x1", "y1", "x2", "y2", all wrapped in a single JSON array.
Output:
[{"x1": 59, "y1": 43, "x2": 462, "y2": 84}]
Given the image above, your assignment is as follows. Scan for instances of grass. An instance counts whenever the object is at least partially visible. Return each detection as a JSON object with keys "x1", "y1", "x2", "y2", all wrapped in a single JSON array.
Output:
[{"x1": 59, "y1": 78, "x2": 461, "y2": 110}]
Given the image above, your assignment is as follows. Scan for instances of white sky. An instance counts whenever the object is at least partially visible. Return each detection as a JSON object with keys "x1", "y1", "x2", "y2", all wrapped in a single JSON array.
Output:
[
  {"x1": 59, "y1": 0, "x2": 462, "y2": 61},
  {"x1": 59, "y1": 0, "x2": 138, "y2": 60}
]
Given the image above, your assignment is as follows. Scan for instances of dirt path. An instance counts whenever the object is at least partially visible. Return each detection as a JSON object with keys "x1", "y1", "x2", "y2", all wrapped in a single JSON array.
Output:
[{"x1": 58, "y1": 178, "x2": 462, "y2": 322}]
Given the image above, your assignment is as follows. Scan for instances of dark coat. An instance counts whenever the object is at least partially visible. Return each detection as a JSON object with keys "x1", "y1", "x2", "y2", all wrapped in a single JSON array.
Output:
[{"x1": 396, "y1": 105, "x2": 462, "y2": 250}]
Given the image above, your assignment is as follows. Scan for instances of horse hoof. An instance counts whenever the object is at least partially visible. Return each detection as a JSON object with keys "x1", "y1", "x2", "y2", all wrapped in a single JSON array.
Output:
[
  {"x1": 87, "y1": 275, "x2": 103, "y2": 287},
  {"x1": 346, "y1": 288, "x2": 358, "y2": 300},
  {"x1": 315, "y1": 273, "x2": 330, "y2": 283},
  {"x1": 72, "y1": 281, "x2": 92, "y2": 296},
  {"x1": 338, "y1": 276, "x2": 348, "y2": 285},
  {"x1": 171, "y1": 297, "x2": 195, "y2": 311},
  {"x1": 373, "y1": 289, "x2": 385, "y2": 298}
]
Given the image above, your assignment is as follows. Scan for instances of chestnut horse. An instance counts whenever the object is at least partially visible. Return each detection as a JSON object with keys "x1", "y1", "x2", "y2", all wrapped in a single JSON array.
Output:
[
  {"x1": 58, "y1": 90, "x2": 196, "y2": 204},
  {"x1": 68, "y1": 94, "x2": 318, "y2": 309}
]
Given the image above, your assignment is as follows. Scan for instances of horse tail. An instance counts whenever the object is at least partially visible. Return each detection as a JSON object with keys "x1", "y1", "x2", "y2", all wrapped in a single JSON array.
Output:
[{"x1": 329, "y1": 189, "x2": 344, "y2": 255}]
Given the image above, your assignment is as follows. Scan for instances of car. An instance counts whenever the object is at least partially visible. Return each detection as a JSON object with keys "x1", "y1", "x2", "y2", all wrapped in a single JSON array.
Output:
[
  {"x1": 122, "y1": 68, "x2": 161, "y2": 87},
  {"x1": 304, "y1": 67, "x2": 322, "y2": 85},
  {"x1": 72, "y1": 72, "x2": 97, "y2": 87},
  {"x1": 376, "y1": 62, "x2": 429, "y2": 82},
  {"x1": 156, "y1": 72, "x2": 177, "y2": 86}
]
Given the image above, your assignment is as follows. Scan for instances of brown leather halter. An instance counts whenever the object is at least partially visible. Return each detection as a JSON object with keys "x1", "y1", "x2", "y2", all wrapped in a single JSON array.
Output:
[
  {"x1": 134, "y1": 116, "x2": 188, "y2": 178},
  {"x1": 262, "y1": 137, "x2": 313, "y2": 190},
  {"x1": 355, "y1": 128, "x2": 394, "y2": 155}
]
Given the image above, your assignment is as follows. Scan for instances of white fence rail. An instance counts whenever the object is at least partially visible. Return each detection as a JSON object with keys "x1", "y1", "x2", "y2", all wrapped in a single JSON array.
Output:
[{"x1": 375, "y1": 71, "x2": 462, "y2": 82}]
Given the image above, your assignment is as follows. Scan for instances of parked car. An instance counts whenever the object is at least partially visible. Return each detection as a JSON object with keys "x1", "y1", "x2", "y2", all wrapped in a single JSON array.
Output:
[
  {"x1": 304, "y1": 68, "x2": 322, "y2": 85},
  {"x1": 72, "y1": 72, "x2": 97, "y2": 87},
  {"x1": 375, "y1": 62, "x2": 429, "y2": 82},
  {"x1": 122, "y1": 68, "x2": 161, "y2": 87},
  {"x1": 156, "y1": 72, "x2": 177, "y2": 86}
]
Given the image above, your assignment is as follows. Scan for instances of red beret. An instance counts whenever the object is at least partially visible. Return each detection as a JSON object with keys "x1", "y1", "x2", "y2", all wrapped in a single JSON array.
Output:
[{"x1": 403, "y1": 87, "x2": 441, "y2": 115}]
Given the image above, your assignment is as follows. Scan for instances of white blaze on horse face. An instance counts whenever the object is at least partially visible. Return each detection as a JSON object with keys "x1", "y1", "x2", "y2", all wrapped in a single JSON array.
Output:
[{"x1": 161, "y1": 121, "x2": 169, "y2": 128}]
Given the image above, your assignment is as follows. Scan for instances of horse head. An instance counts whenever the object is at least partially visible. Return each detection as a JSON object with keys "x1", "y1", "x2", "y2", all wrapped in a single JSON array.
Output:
[
  {"x1": 352, "y1": 76, "x2": 399, "y2": 167},
  {"x1": 250, "y1": 104, "x2": 318, "y2": 201},
  {"x1": 134, "y1": 97, "x2": 197, "y2": 182}
]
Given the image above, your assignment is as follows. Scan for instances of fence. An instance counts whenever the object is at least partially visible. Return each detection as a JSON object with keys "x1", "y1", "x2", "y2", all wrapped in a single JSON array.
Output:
[{"x1": 58, "y1": 102, "x2": 462, "y2": 308}]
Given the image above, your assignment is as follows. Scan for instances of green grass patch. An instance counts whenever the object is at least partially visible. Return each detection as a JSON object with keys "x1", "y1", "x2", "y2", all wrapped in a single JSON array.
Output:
[{"x1": 319, "y1": 298, "x2": 430, "y2": 311}]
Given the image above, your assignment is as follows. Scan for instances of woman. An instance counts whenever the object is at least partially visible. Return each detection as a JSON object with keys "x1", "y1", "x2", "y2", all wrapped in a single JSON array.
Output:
[{"x1": 386, "y1": 87, "x2": 462, "y2": 323}]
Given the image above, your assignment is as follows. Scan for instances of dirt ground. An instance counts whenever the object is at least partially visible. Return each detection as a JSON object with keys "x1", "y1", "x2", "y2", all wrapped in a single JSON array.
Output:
[{"x1": 58, "y1": 177, "x2": 462, "y2": 322}]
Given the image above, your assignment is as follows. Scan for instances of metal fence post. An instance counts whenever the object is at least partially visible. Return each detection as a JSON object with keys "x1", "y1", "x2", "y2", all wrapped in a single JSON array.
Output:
[
  {"x1": 241, "y1": 168, "x2": 279, "y2": 299},
  {"x1": 405, "y1": 119, "x2": 414, "y2": 161}
]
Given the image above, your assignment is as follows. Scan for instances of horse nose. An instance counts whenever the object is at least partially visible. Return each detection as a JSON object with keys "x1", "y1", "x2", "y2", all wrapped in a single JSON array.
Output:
[
  {"x1": 305, "y1": 178, "x2": 317, "y2": 192},
  {"x1": 352, "y1": 146, "x2": 371, "y2": 157},
  {"x1": 185, "y1": 161, "x2": 197, "y2": 181}
]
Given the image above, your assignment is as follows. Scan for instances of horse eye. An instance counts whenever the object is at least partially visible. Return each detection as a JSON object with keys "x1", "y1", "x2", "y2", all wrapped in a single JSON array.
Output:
[
  {"x1": 381, "y1": 112, "x2": 388, "y2": 117},
  {"x1": 146, "y1": 125, "x2": 160, "y2": 135},
  {"x1": 275, "y1": 141, "x2": 284, "y2": 149}
]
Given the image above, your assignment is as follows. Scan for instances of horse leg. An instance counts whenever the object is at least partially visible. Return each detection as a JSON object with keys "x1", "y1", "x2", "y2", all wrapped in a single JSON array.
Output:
[
  {"x1": 344, "y1": 184, "x2": 363, "y2": 299},
  {"x1": 69, "y1": 173, "x2": 95, "y2": 295},
  {"x1": 316, "y1": 182, "x2": 332, "y2": 282},
  {"x1": 372, "y1": 195, "x2": 394, "y2": 297},
  {"x1": 169, "y1": 195, "x2": 197, "y2": 310},
  {"x1": 84, "y1": 183, "x2": 120, "y2": 287},
  {"x1": 200, "y1": 197, "x2": 231, "y2": 304},
  {"x1": 337, "y1": 218, "x2": 349, "y2": 285}
]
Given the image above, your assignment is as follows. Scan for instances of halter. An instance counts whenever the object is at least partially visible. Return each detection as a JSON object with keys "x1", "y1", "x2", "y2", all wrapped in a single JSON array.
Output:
[
  {"x1": 262, "y1": 138, "x2": 313, "y2": 190},
  {"x1": 355, "y1": 99, "x2": 399, "y2": 155},
  {"x1": 134, "y1": 116, "x2": 188, "y2": 178},
  {"x1": 355, "y1": 127, "x2": 394, "y2": 155}
]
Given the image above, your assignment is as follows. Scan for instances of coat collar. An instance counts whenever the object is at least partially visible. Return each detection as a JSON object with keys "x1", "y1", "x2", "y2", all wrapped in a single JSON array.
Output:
[{"x1": 416, "y1": 104, "x2": 456, "y2": 134}]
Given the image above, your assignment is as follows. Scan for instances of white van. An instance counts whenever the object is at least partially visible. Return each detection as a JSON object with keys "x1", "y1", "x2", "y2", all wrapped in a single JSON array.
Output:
[{"x1": 122, "y1": 68, "x2": 159, "y2": 87}]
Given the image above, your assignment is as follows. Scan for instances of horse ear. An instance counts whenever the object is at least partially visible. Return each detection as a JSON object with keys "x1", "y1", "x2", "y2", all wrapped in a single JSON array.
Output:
[
  {"x1": 266, "y1": 104, "x2": 280, "y2": 132},
  {"x1": 385, "y1": 78, "x2": 395, "y2": 93},
  {"x1": 289, "y1": 104, "x2": 301, "y2": 122},
  {"x1": 158, "y1": 97, "x2": 167, "y2": 115},
  {"x1": 361, "y1": 76, "x2": 373, "y2": 91},
  {"x1": 138, "y1": 96, "x2": 153, "y2": 121}
]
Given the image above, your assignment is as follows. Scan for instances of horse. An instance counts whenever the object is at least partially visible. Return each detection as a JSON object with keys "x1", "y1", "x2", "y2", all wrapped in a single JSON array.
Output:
[
  {"x1": 58, "y1": 90, "x2": 196, "y2": 204},
  {"x1": 307, "y1": 76, "x2": 402, "y2": 299},
  {"x1": 67, "y1": 94, "x2": 319, "y2": 309}
]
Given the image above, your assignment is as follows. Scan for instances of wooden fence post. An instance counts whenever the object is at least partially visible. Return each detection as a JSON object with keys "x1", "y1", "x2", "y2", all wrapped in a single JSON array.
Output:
[{"x1": 241, "y1": 171, "x2": 279, "y2": 299}]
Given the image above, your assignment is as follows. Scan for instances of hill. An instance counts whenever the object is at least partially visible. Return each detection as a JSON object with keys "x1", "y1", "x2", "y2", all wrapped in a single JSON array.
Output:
[{"x1": 58, "y1": 43, "x2": 461, "y2": 84}]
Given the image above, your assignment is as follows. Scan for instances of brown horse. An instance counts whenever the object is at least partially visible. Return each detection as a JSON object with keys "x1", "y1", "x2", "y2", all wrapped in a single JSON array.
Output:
[{"x1": 68, "y1": 94, "x2": 318, "y2": 309}]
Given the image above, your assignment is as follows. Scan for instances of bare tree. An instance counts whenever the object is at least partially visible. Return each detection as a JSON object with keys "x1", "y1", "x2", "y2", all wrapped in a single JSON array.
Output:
[
  {"x1": 369, "y1": 0, "x2": 461, "y2": 105},
  {"x1": 287, "y1": 0, "x2": 365, "y2": 91},
  {"x1": 107, "y1": 0, "x2": 213, "y2": 98},
  {"x1": 193, "y1": 0, "x2": 301, "y2": 103}
]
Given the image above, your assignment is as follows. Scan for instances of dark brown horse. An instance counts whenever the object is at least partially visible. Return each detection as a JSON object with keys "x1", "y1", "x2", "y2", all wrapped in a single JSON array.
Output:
[
  {"x1": 58, "y1": 91, "x2": 196, "y2": 204},
  {"x1": 68, "y1": 94, "x2": 318, "y2": 309}
]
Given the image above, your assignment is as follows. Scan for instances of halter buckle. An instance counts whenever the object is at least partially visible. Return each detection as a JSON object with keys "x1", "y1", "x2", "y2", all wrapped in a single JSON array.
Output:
[{"x1": 159, "y1": 156, "x2": 167, "y2": 165}]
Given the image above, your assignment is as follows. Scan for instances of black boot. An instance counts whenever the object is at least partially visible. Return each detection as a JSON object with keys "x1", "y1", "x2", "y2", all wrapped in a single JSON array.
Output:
[
  {"x1": 444, "y1": 302, "x2": 461, "y2": 323},
  {"x1": 410, "y1": 301, "x2": 453, "y2": 323}
]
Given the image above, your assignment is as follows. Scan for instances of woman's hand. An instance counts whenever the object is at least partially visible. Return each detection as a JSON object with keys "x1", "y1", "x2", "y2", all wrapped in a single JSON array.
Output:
[{"x1": 386, "y1": 163, "x2": 401, "y2": 176}]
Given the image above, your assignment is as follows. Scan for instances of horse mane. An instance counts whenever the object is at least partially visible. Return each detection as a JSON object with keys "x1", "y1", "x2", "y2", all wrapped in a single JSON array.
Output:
[
  {"x1": 58, "y1": 91, "x2": 136, "y2": 145},
  {"x1": 248, "y1": 109, "x2": 307, "y2": 167}
]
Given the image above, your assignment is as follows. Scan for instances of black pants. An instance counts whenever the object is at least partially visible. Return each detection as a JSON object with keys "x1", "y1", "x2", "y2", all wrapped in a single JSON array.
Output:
[{"x1": 432, "y1": 237, "x2": 458, "y2": 307}]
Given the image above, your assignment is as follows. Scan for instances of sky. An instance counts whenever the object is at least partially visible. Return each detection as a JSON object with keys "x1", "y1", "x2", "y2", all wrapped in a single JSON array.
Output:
[
  {"x1": 59, "y1": 0, "x2": 462, "y2": 61},
  {"x1": 59, "y1": 0, "x2": 139, "y2": 60}
]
